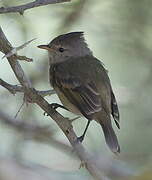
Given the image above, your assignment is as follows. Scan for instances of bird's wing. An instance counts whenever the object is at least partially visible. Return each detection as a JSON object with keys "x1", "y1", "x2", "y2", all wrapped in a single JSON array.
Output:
[
  {"x1": 55, "y1": 67, "x2": 102, "y2": 120},
  {"x1": 111, "y1": 90, "x2": 120, "y2": 128}
]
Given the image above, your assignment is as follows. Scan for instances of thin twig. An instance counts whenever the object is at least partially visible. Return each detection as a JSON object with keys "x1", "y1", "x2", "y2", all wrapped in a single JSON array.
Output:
[
  {"x1": 14, "y1": 100, "x2": 25, "y2": 119},
  {"x1": 0, "y1": 26, "x2": 106, "y2": 180},
  {"x1": 15, "y1": 55, "x2": 33, "y2": 62},
  {"x1": 0, "y1": 0, "x2": 71, "y2": 14},
  {"x1": 37, "y1": 89, "x2": 56, "y2": 97}
]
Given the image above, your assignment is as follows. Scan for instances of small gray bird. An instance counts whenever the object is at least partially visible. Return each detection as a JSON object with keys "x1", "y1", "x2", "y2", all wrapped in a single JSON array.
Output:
[{"x1": 38, "y1": 32, "x2": 120, "y2": 153}]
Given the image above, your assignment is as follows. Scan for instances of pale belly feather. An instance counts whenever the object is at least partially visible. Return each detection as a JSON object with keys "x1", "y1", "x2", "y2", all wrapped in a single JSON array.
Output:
[{"x1": 55, "y1": 87, "x2": 81, "y2": 115}]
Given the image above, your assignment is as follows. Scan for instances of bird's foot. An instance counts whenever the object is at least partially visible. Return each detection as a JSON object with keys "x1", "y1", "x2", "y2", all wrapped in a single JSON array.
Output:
[
  {"x1": 43, "y1": 103, "x2": 68, "y2": 116},
  {"x1": 43, "y1": 111, "x2": 49, "y2": 116},
  {"x1": 77, "y1": 135, "x2": 84, "y2": 143},
  {"x1": 49, "y1": 103, "x2": 68, "y2": 110},
  {"x1": 79, "y1": 161, "x2": 86, "y2": 169},
  {"x1": 76, "y1": 120, "x2": 91, "y2": 143}
]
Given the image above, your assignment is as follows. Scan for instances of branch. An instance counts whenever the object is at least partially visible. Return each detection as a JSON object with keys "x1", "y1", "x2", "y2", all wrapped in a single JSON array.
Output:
[
  {"x1": 0, "y1": 78, "x2": 24, "y2": 94},
  {"x1": 0, "y1": 78, "x2": 55, "y2": 96},
  {"x1": 0, "y1": 0, "x2": 71, "y2": 14},
  {"x1": 14, "y1": 55, "x2": 33, "y2": 62},
  {"x1": 0, "y1": 26, "x2": 107, "y2": 180},
  {"x1": 2, "y1": 38, "x2": 36, "y2": 61}
]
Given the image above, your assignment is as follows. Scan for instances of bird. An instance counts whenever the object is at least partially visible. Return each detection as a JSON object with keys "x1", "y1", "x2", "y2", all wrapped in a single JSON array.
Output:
[{"x1": 38, "y1": 32, "x2": 120, "y2": 154}]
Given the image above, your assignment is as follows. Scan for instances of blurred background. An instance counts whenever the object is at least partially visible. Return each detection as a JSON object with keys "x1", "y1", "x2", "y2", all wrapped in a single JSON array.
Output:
[{"x1": 0, "y1": 0, "x2": 152, "y2": 179}]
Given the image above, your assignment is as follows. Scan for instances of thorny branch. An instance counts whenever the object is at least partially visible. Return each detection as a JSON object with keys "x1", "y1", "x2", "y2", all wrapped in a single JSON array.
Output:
[
  {"x1": 0, "y1": 78, "x2": 55, "y2": 96},
  {"x1": 0, "y1": 0, "x2": 71, "y2": 15},
  {"x1": 2, "y1": 38, "x2": 36, "y2": 61},
  {"x1": 0, "y1": 26, "x2": 107, "y2": 180}
]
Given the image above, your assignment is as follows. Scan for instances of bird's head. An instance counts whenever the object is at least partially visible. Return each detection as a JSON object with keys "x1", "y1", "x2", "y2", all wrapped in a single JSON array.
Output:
[{"x1": 38, "y1": 32, "x2": 92, "y2": 64}]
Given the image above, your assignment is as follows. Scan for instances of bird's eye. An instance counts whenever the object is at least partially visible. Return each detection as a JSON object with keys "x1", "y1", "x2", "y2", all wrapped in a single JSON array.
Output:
[{"x1": 59, "y1": 47, "x2": 64, "y2": 52}]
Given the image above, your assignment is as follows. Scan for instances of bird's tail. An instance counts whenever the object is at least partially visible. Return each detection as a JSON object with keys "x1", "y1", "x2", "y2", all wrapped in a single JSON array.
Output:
[{"x1": 100, "y1": 122, "x2": 120, "y2": 154}]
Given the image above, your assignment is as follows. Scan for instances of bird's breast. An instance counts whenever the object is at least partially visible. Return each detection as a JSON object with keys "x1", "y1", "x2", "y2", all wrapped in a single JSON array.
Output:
[
  {"x1": 54, "y1": 87, "x2": 81, "y2": 115},
  {"x1": 49, "y1": 65, "x2": 56, "y2": 87}
]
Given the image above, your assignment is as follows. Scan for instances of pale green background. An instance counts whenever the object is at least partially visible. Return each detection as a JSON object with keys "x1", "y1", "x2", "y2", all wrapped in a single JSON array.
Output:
[{"x1": 0, "y1": 0, "x2": 152, "y2": 179}]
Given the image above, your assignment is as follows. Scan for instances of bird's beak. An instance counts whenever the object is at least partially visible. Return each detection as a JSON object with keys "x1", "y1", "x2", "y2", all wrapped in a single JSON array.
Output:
[{"x1": 37, "y1": 45, "x2": 54, "y2": 51}]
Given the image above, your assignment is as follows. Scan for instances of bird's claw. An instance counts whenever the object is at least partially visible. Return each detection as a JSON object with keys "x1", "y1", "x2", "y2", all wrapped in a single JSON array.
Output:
[
  {"x1": 79, "y1": 161, "x2": 86, "y2": 169},
  {"x1": 43, "y1": 112, "x2": 49, "y2": 116},
  {"x1": 43, "y1": 103, "x2": 68, "y2": 116},
  {"x1": 77, "y1": 135, "x2": 84, "y2": 143},
  {"x1": 50, "y1": 103, "x2": 68, "y2": 111}
]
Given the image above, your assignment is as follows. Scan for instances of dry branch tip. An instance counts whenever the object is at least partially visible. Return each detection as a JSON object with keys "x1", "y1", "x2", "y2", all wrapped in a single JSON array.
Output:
[{"x1": 2, "y1": 38, "x2": 36, "y2": 61}]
